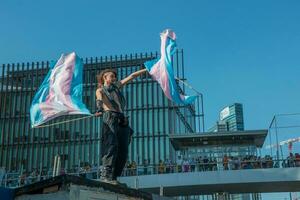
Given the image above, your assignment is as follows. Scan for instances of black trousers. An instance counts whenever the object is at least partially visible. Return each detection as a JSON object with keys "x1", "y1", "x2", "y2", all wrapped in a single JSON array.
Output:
[{"x1": 101, "y1": 112, "x2": 133, "y2": 179}]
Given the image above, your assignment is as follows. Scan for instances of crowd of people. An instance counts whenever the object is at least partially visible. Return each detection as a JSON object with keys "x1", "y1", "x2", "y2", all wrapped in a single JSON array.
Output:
[
  {"x1": 0, "y1": 165, "x2": 98, "y2": 187},
  {"x1": 282, "y1": 152, "x2": 300, "y2": 168},
  {"x1": 123, "y1": 152, "x2": 300, "y2": 175},
  {"x1": 1, "y1": 152, "x2": 299, "y2": 187}
]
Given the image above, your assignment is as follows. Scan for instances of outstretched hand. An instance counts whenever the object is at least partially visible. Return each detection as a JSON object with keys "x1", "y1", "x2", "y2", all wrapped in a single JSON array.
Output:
[{"x1": 94, "y1": 112, "x2": 102, "y2": 117}]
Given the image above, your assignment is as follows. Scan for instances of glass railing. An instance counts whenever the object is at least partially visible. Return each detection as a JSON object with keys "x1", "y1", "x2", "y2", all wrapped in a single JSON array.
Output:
[
  {"x1": 0, "y1": 158, "x2": 299, "y2": 188},
  {"x1": 120, "y1": 158, "x2": 299, "y2": 177}
]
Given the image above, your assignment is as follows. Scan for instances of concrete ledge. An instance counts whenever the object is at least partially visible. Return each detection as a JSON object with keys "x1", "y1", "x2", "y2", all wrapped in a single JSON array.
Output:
[{"x1": 11, "y1": 175, "x2": 171, "y2": 200}]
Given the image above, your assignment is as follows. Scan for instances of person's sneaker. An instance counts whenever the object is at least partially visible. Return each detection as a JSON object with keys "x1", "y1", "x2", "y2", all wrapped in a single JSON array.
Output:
[{"x1": 100, "y1": 166, "x2": 115, "y2": 184}]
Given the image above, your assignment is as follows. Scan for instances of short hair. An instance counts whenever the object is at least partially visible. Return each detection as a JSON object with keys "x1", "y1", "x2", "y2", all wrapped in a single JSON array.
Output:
[{"x1": 96, "y1": 68, "x2": 117, "y2": 87}]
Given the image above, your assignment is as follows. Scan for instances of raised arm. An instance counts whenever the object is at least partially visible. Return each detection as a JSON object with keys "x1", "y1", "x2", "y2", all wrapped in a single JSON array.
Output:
[
  {"x1": 120, "y1": 68, "x2": 147, "y2": 86},
  {"x1": 95, "y1": 88, "x2": 103, "y2": 117}
]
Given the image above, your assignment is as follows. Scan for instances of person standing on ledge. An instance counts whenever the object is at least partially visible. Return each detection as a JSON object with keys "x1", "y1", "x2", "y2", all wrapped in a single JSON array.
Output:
[{"x1": 95, "y1": 67, "x2": 147, "y2": 184}]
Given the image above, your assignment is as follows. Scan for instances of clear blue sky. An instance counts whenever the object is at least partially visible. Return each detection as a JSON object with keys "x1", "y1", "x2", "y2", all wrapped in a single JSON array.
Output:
[
  {"x1": 1, "y1": 0, "x2": 300, "y2": 131},
  {"x1": 0, "y1": 1, "x2": 300, "y2": 198}
]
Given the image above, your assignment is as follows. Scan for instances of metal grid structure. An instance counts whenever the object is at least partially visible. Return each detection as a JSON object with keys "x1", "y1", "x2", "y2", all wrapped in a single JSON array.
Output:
[
  {"x1": 267, "y1": 113, "x2": 300, "y2": 160},
  {"x1": 0, "y1": 50, "x2": 204, "y2": 172}
]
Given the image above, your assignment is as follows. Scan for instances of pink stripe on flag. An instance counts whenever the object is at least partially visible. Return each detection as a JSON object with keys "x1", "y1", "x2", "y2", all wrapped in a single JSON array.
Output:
[
  {"x1": 40, "y1": 53, "x2": 79, "y2": 120},
  {"x1": 149, "y1": 60, "x2": 171, "y2": 99}
]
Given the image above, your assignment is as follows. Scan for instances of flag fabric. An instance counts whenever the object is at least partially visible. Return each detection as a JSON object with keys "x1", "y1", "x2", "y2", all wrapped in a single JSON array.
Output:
[
  {"x1": 144, "y1": 29, "x2": 197, "y2": 105},
  {"x1": 30, "y1": 52, "x2": 92, "y2": 128}
]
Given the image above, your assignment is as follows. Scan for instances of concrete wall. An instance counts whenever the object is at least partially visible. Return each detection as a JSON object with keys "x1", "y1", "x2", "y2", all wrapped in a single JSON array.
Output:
[
  {"x1": 16, "y1": 191, "x2": 69, "y2": 200},
  {"x1": 15, "y1": 184, "x2": 145, "y2": 200}
]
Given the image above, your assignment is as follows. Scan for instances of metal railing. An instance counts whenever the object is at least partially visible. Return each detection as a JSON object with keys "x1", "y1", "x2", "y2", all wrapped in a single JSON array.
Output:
[
  {"x1": 1, "y1": 158, "x2": 299, "y2": 188},
  {"x1": 120, "y1": 158, "x2": 300, "y2": 177}
]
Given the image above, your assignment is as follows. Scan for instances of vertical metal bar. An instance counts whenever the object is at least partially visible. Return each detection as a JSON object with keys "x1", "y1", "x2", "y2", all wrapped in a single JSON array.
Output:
[
  {"x1": 67, "y1": 117, "x2": 72, "y2": 171},
  {"x1": 176, "y1": 49, "x2": 179, "y2": 82},
  {"x1": 196, "y1": 96, "x2": 199, "y2": 132},
  {"x1": 83, "y1": 57, "x2": 88, "y2": 166},
  {"x1": 78, "y1": 57, "x2": 85, "y2": 167},
  {"x1": 12, "y1": 63, "x2": 20, "y2": 170},
  {"x1": 6, "y1": 63, "x2": 14, "y2": 170},
  {"x1": 122, "y1": 54, "x2": 127, "y2": 159},
  {"x1": 151, "y1": 52, "x2": 155, "y2": 164},
  {"x1": 181, "y1": 50, "x2": 189, "y2": 133},
  {"x1": 145, "y1": 53, "x2": 150, "y2": 163},
  {"x1": 201, "y1": 94, "x2": 205, "y2": 132},
  {"x1": 181, "y1": 49, "x2": 185, "y2": 94},
  {"x1": 162, "y1": 64, "x2": 167, "y2": 160},
  {"x1": 129, "y1": 54, "x2": 134, "y2": 161},
  {"x1": 4, "y1": 64, "x2": 10, "y2": 169},
  {"x1": 0, "y1": 64, "x2": 3, "y2": 166},
  {"x1": 87, "y1": 57, "x2": 91, "y2": 165},
  {"x1": 40, "y1": 61, "x2": 46, "y2": 172},
  {"x1": 24, "y1": 63, "x2": 30, "y2": 170},
  {"x1": 88, "y1": 57, "x2": 92, "y2": 165},
  {"x1": 92, "y1": 57, "x2": 100, "y2": 166},
  {"x1": 16, "y1": 62, "x2": 24, "y2": 171},
  {"x1": 135, "y1": 53, "x2": 139, "y2": 163},
  {"x1": 71, "y1": 101, "x2": 76, "y2": 171},
  {"x1": 175, "y1": 50, "x2": 182, "y2": 135},
  {"x1": 0, "y1": 65, "x2": 4, "y2": 116},
  {"x1": 156, "y1": 56, "x2": 161, "y2": 161},
  {"x1": 0, "y1": 64, "x2": 8, "y2": 167},
  {"x1": 89, "y1": 57, "x2": 93, "y2": 166},
  {"x1": 94, "y1": 56, "x2": 97, "y2": 166},
  {"x1": 57, "y1": 66, "x2": 62, "y2": 159},
  {"x1": 0, "y1": 64, "x2": 4, "y2": 117},
  {"x1": 70, "y1": 118, "x2": 75, "y2": 171},
  {"x1": 124, "y1": 54, "x2": 130, "y2": 161},
  {"x1": 33, "y1": 62, "x2": 38, "y2": 170},
  {"x1": 0, "y1": 64, "x2": 3, "y2": 167},
  {"x1": 51, "y1": 128, "x2": 55, "y2": 173},
  {"x1": 96, "y1": 56, "x2": 101, "y2": 167},
  {"x1": 21, "y1": 61, "x2": 26, "y2": 171},
  {"x1": 104, "y1": 54, "x2": 109, "y2": 163},
  {"x1": 59, "y1": 77, "x2": 66, "y2": 170},
  {"x1": 35, "y1": 61, "x2": 40, "y2": 171},
  {"x1": 93, "y1": 57, "x2": 98, "y2": 167},
  {"x1": 172, "y1": 63, "x2": 176, "y2": 135},
  {"x1": 167, "y1": 97, "x2": 172, "y2": 134},
  {"x1": 98, "y1": 55, "x2": 103, "y2": 166},
  {"x1": 45, "y1": 61, "x2": 51, "y2": 171},
  {"x1": 274, "y1": 117, "x2": 280, "y2": 161},
  {"x1": 140, "y1": 53, "x2": 145, "y2": 163},
  {"x1": 22, "y1": 62, "x2": 30, "y2": 171},
  {"x1": 269, "y1": 116, "x2": 274, "y2": 157},
  {"x1": 30, "y1": 62, "x2": 36, "y2": 171},
  {"x1": 62, "y1": 74, "x2": 67, "y2": 171}
]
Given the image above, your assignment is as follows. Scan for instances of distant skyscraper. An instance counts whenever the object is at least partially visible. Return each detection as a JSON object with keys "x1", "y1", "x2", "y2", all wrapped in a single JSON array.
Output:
[
  {"x1": 208, "y1": 121, "x2": 228, "y2": 132},
  {"x1": 209, "y1": 103, "x2": 244, "y2": 132}
]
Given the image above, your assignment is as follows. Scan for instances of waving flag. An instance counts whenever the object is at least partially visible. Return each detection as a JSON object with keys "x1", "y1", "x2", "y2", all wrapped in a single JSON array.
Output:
[
  {"x1": 144, "y1": 29, "x2": 197, "y2": 105},
  {"x1": 30, "y1": 52, "x2": 92, "y2": 128}
]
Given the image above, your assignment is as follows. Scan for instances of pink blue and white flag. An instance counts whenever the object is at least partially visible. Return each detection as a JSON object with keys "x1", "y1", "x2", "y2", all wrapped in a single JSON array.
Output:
[
  {"x1": 30, "y1": 52, "x2": 92, "y2": 128},
  {"x1": 144, "y1": 29, "x2": 197, "y2": 105}
]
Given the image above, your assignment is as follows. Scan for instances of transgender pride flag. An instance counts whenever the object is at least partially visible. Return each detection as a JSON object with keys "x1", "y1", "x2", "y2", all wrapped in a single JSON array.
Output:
[
  {"x1": 30, "y1": 52, "x2": 92, "y2": 128},
  {"x1": 144, "y1": 29, "x2": 197, "y2": 105}
]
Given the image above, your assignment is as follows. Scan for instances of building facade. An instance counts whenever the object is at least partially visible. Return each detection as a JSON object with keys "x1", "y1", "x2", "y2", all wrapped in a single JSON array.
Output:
[{"x1": 0, "y1": 50, "x2": 204, "y2": 173}]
